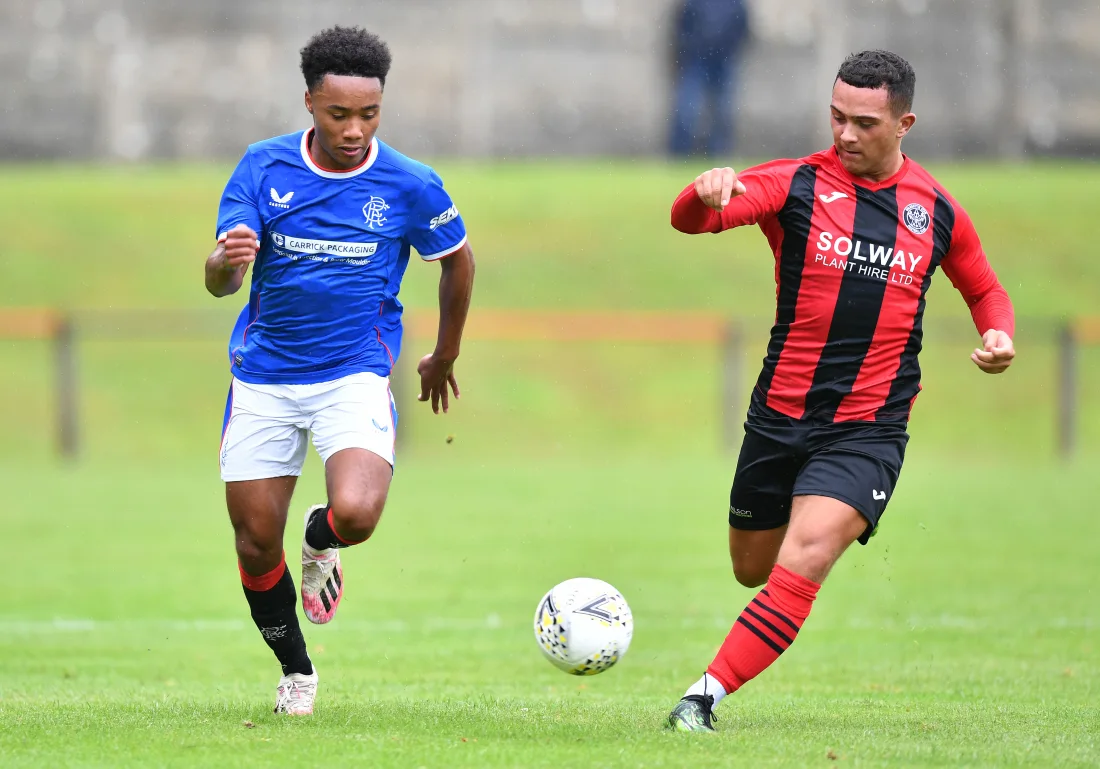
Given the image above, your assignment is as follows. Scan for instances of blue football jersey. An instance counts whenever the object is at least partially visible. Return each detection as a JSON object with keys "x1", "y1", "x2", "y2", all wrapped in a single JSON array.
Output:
[{"x1": 216, "y1": 129, "x2": 467, "y2": 385}]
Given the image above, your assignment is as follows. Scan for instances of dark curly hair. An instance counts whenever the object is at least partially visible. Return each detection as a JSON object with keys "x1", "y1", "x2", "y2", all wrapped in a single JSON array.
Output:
[
  {"x1": 299, "y1": 26, "x2": 392, "y2": 92},
  {"x1": 836, "y1": 50, "x2": 915, "y2": 116}
]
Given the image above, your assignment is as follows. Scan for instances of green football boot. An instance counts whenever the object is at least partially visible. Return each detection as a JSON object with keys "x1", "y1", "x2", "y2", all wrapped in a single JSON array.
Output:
[{"x1": 666, "y1": 694, "x2": 718, "y2": 732}]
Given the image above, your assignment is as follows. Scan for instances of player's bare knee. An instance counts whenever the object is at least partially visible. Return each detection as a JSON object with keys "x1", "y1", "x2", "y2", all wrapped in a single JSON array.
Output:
[
  {"x1": 732, "y1": 562, "x2": 770, "y2": 589},
  {"x1": 329, "y1": 489, "x2": 387, "y2": 541},
  {"x1": 779, "y1": 529, "x2": 841, "y2": 580},
  {"x1": 786, "y1": 533, "x2": 827, "y2": 560},
  {"x1": 234, "y1": 533, "x2": 282, "y2": 572},
  {"x1": 731, "y1": 549, "x2": 772, "y2": 587}
]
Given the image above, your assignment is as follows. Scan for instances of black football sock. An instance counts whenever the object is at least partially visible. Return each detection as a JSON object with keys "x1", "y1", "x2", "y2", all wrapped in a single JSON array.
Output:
[
  {"x1": 304, "y1": 504, "x2": 363, "y2": 550},
  {"x1": 240, "y1": 555, "x2": 313, "y2": 677}
]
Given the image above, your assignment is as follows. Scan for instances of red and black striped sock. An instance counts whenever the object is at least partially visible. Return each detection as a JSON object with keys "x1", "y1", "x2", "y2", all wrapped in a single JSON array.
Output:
[
  {"x1": 304, "y1": 505, "x2": 366, "y2": 551},
  {"x1": 240, "y1": 554, "x2": 312, "y2": 676},
  {"x1": 706, "y1": 564, "x2": 820, "y2": 694}
]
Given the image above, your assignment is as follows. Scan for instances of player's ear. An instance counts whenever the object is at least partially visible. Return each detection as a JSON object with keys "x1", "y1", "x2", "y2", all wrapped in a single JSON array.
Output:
[
  {"x1": 304, "y1": 89, "x2": 313, "y2": 114},
  {"x1": 897, "y1": 112, "x2": 916, "y2": 139}
]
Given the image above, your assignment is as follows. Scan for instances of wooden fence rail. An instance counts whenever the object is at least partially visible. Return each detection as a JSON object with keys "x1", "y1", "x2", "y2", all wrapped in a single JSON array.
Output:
[{"x1": 0, "y1": 308, "x2": 1096, "y2": 459}]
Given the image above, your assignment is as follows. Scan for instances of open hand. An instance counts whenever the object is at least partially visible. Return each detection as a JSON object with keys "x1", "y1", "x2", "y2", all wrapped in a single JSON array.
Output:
[
  {"x1": 694, "y1": 167, "x2": 748, "y2": 212},
  {"x1": 971, "y1": 329, "x2": 1015, "y2": 374},
  {"x1": 417, "y1": 353, "x2": 460, "y2": 414}
]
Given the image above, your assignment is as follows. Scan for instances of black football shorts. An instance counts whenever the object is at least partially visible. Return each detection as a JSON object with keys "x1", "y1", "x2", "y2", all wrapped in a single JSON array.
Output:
[{"x1": 728, "y1": 402, "x2": 909, "y2": 545}]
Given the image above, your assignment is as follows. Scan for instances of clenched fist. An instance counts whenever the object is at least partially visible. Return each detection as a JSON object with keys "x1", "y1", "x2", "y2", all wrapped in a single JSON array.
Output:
[
  {"x1": 971, "y1": 329, "x2": 1015, "y2": 374},
  {"x1": 218, "y1": 224, "x2": 260, "y2": 269}
]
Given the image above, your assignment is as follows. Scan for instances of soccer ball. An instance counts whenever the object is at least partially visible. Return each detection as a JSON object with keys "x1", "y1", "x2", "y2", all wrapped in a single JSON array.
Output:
[{"x1": 533, "y1": 578, "x2": 633, "y2": 676}]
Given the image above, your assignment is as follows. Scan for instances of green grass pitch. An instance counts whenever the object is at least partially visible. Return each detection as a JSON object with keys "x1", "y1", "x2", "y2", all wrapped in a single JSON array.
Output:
[{"x1": 0, "y1": 160, "x2": 1097, "y2": 767}]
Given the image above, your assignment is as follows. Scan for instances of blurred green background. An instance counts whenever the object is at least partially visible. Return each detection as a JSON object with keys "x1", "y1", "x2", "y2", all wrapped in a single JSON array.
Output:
[{"x1": 2, "y1": 161, "x2": 1098, "y2": 463}]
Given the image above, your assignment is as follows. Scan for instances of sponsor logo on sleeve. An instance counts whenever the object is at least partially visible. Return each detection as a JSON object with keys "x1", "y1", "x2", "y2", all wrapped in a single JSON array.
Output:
[{"x1": 429, "y1": 204, "x2": 460, "y2": 231}]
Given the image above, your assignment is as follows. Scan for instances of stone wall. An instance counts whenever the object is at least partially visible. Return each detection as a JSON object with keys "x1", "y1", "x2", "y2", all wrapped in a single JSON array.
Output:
[{"x1": 2, "y1": 0, "x2": 1098, "y2": 160}]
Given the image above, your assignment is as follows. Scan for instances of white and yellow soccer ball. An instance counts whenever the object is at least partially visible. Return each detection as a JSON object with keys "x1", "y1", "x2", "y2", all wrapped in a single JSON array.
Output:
[{"x1": 533, "y1": 578, "x2": 633, "y2": 676}]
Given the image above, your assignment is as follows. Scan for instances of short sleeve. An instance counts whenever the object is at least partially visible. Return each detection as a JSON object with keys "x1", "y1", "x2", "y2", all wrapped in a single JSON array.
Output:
[
  {"x1": 216, "y1": 150, "x2": 263, "y2": 241},
  {"x1": 406, "y1": 170, "x2": 468, "y2": 261}
]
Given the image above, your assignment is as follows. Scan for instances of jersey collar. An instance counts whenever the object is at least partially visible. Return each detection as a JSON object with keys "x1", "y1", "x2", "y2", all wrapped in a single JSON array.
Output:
[
  {"x1": 300, "y1": 129, "x2": 378, "y2": 180},
  {"x1": 827, "y1": 146, "x2": 911, "y2": 191}
]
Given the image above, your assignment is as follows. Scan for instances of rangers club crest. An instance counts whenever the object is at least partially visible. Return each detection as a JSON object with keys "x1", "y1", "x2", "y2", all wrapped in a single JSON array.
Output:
[
  {"x1": 363, "y1": 196, "x2": 390, "y2": 230},
  {"x1": 903, "y1": 203, "x2": 930, "y2": 235}
]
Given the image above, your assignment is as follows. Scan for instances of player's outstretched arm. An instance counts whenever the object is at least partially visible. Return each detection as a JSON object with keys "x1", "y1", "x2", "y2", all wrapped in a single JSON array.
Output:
[
  {"x1": 671, "y1": 167, "x2": 747, "y2": 234},
  {"x1": 205, "y1": 224, "x2": 258, "y2": 298},
  {"x1": 417, "y1": 242, "x2": 475, "y2": 414}
]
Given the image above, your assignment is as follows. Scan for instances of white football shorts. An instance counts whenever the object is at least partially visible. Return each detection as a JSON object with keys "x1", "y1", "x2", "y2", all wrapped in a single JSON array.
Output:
[{"x1": 219, "y1": 372, "x2": 397, "y2": 482}]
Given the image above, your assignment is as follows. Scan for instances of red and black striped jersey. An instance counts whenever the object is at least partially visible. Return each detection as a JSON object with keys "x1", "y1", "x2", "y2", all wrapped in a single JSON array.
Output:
[{"x1": 671, "y1": 147, "x2": 1015, "y2": 424}]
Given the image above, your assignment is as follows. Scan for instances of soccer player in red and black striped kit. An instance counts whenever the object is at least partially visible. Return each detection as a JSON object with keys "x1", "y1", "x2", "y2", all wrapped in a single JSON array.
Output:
[{"x1": 666, "y1": 50, "x2": 1016, "y2": 731}]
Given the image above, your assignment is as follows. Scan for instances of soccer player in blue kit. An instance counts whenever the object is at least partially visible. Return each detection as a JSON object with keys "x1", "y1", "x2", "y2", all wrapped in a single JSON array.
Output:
[{"x1": 205, "y1": 26, "x2": 475, "y2": 714}]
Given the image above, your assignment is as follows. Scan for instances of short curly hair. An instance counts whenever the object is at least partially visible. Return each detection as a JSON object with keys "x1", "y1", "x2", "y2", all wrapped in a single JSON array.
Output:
[
  {"x1": 836, "y1": 50, "x2": 915, "y2": 116},
  {"x1": 299, "y1": 26, "x2": 392, "y2": 92}
]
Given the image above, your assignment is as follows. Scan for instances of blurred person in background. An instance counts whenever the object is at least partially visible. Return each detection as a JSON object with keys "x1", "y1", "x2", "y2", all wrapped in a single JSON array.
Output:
[{"x1": 669, "y1": 0, "x2": 751, "y2": 157}]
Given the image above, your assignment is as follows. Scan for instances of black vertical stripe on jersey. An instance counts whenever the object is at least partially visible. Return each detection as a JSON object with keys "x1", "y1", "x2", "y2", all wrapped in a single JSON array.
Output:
[
  {"x1": 876, "y1": 189, "x2": 955, "y2": 421},
  {"x1": 752, "y1": 164, "x2": 818, "y2": 402},
  {"x1": 802, "y1": 184, "x2": 899, "y2": 421}
]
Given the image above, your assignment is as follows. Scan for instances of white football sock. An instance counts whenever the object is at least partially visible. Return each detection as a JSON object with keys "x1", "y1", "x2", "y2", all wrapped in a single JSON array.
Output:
[{"x1": 683, "y1": 672, "x2": 727, "y2": 705}]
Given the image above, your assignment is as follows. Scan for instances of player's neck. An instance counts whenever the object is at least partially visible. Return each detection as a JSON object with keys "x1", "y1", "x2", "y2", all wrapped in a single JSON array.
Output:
[{"x1": 858, "y1": 151, "x2": 906, "y2": 184}]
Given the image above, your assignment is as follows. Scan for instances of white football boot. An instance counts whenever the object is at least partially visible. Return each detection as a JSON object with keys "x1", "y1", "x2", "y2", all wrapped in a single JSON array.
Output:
[
  {"x1": 301, "y1": 504, "x2": 345, "y2": 624},
  {"x1": 274, "y1": 669, "x2": 318, "y2": 715}
]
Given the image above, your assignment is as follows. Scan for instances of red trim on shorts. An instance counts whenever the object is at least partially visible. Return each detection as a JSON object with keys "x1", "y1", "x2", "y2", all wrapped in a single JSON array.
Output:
[
  {"x1": 386, "y1": 381, "x2": 397, "y2": 457},
  {"x1": 219, "y1": 381, "x2": 235, "y2": 453},
  {"x1": 239, "y1": 553, "x2": 286, "y2": 591}
]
